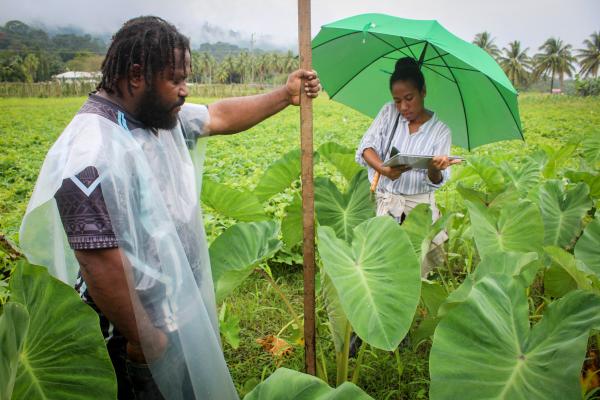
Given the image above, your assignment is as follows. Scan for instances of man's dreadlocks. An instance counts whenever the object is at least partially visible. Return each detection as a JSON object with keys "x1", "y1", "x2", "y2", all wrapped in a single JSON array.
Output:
[{"x1": 97, "y1": 16, "x2": 190, "y2": 96}]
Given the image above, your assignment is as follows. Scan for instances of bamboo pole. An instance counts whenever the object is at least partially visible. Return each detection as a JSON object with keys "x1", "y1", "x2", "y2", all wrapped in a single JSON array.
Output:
[{"x1": 298, "y1": 0, "x2": 316, "y2": 376}]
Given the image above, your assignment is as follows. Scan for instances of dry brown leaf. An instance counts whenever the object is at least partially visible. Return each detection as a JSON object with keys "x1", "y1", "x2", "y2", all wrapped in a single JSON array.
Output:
[{"x1": 256, "y1": 335, "x2": 293, "y2": 359}]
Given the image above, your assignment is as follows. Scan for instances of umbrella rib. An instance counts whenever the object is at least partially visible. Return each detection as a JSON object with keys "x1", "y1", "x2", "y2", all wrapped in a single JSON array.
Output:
[
  {"x1": 430, "y1": 46, "x2": 472, "y2": 150},
  {"x1": 485, "y1": 76, "x2": 524, "y2": 140},
  {"x1": 378, "y1": 64, "x2": 456, "y2": 85},
  {"x1": 421, "y1": 64, "x2": 457, "y2": 84},
  {"x1": 328, "y1": 36, "x2": 426, "y2": 99},
  {"x1": 423, "y1": 52, "x2": 450, "y2": 63},
  {"x1": 397, "y1": 37, "x2": 420, "y2": 59},
  {"x1": 423, "y1": 63, "x2": 480, "y2": 73},
  {"x1": 328, "y1": 54, "x2": 392, "y2": 99},
  {"x1": 312, "y1": 31, "x2": 360, "y2": 50},
  {"x1": 368, "y1": 32, "x2": 426, "y2": 59}
]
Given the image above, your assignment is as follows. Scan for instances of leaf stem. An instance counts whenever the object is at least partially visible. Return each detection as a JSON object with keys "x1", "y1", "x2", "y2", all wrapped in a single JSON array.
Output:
[
  {"x1": 336, "y1": 321, "x2": 352, "y2": 386},
  {"x1": 351, "y1": 341, "x2": 367, "y2": 384}
]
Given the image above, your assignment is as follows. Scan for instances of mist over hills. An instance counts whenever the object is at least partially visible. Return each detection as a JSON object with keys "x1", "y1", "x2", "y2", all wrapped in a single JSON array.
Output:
[{"x1": 2, "y1": 19, "x2": 292, "y2": 55}]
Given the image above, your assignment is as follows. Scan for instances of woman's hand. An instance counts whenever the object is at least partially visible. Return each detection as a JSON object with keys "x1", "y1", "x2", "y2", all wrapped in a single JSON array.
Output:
[
  {"x1": 427, "y1": 156, "x2": 461, "y2": 184},
  {"x1": 428, "y1": 155, "x2": 462, "y2": 172},
  {"x1": 380, "y1": 164, "x2": 411, "y2": 181}
]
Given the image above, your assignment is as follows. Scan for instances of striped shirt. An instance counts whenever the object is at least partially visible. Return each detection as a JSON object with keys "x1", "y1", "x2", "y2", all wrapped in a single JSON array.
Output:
[{"x1": 355, "y1": 102, "x2": 452, "y2": 195}]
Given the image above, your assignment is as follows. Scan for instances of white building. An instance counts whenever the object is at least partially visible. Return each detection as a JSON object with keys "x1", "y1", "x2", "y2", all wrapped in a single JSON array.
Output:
[{"x1": 53, "y1": 71, "x2": 102, "y2": 83}]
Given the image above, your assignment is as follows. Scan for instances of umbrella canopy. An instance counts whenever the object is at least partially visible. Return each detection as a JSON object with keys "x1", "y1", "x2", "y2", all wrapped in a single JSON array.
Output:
[{"x1": 312, "y1": 13, "x2": 523, "y2": 150}]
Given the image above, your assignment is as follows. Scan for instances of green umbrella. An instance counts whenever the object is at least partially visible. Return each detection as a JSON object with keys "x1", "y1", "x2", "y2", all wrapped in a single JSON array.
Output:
[{"x1": 312, "y1": 13, "x2": 523, "y2": 150}]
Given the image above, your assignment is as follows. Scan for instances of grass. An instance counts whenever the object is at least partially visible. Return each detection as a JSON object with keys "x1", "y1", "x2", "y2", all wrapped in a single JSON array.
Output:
[{"x1": 1, "y1": 93, "x2": 600, "y2": 398}]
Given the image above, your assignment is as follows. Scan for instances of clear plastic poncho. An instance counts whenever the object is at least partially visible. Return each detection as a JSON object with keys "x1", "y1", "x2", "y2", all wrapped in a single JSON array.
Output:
[{"x1": 19, "y1": 105, "x2": 238, "y2": 400}]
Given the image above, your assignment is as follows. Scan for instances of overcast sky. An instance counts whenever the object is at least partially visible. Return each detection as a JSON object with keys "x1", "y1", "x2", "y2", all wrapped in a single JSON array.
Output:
[{"x1": 1, "y1": 0, "x2": 598, "y2": 52}]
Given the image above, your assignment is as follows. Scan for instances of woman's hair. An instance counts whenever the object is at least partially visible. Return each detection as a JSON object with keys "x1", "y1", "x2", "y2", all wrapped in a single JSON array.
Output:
[
  {"x1": 97, "y1": 16, "x2": 190, "y2": 97},
  {"x1": 389, "y1": 57, "x2": 425, "y2": 92}
]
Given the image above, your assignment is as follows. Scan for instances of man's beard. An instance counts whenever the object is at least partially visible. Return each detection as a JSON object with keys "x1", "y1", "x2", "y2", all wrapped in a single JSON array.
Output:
[{"x1": 136, "y1": 87, "x2": 185, "y2": 130}]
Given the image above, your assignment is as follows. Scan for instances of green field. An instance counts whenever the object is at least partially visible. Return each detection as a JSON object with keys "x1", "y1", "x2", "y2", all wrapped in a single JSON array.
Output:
[
  {"x1": 1, "y1": 94, "x2": 600, "y2": 399},
  {"x1": 3, "y1": 94, "x2": 598, "y2": 241}
]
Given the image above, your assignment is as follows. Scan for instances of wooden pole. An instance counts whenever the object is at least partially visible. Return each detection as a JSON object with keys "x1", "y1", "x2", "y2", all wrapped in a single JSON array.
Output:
[{"x1": 298, "y1": 0, "x2": 316, "y2": 376}]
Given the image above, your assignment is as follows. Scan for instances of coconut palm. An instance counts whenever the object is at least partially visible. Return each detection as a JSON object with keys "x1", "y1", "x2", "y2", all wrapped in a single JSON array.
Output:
[
  {"x1": 498, "y1": 41, "x2": 532, "y2": 88},
  {"x1": 534, "y1": 37, "x2": 576, "y2": 93},
  {"x1": 473, "y1": 31, "x2": 500, "y2": 59},
  {"x1": 577, "y1": 31, "x2": 600, "y2": 78}
]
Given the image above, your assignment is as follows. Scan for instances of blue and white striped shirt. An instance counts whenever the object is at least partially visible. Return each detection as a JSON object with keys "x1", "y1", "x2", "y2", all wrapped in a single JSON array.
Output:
[{"x1": 356, "y1": 102, "x2": 452, "y2": 195}]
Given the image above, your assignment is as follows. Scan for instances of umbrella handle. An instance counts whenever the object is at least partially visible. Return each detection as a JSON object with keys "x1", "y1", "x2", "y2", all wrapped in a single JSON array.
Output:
[{"x1": 370, "y1": 171, "x2": 380, "y2": 193}]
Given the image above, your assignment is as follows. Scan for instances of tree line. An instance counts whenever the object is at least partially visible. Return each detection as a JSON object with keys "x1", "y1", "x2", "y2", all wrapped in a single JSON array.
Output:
[
  {"x1": 0, "y1": 20, "x2": 298, "y2": 85},
  {"x1": 0, "y1": 20, "x2": 106, "y2": 82},
  {"x1": 1, "y1": 20, "x2": 599, "y2": 93},
  {"x1": 473, "y1": 31, "x2": 600, "y2": 93}
]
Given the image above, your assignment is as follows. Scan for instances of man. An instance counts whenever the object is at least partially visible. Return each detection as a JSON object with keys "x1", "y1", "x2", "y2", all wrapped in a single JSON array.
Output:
[{"x1": 19, "y1": 16, "x2": 320, "y2": 400}]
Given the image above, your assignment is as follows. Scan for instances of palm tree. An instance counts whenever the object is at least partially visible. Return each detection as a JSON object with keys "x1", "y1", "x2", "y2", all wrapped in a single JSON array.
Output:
[
  {"x1": 534, "y1": 37, "x2": 576, "y2": 93},
  {"x1": 473, "y1": 31, "x2": 500, "y2": 59},
  {"x1": 21, "y1": 53, "x2": 39, "y2": 83},
  {"x1": 577, "y1": 31, "x2": 600, "y2": 78},
  {"x1": 201, "y1": 52, "x2": 216, "y2": 84},
  {"x1": 498, "y1": 41, "x2": 532, "y2": 88}
]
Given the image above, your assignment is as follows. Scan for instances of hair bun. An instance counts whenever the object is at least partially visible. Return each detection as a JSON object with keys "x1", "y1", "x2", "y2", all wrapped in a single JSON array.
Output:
[
  {"x1": 389, "y1": 57, "x2": 425, "y2": 91},
  {"x1": 394, "y1": 57, "x2": 419, "y2": 73}
]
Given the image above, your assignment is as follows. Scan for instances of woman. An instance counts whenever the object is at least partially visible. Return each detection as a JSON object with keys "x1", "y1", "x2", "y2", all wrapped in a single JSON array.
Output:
[{"x1": 355, "y1": 57, "x2": 460, "y2": 276}]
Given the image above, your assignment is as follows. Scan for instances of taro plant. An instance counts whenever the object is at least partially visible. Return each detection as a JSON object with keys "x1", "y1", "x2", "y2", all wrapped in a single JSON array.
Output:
[
  {"x1": 426, "y1": 139, "x2": 600, "y2": 399},
  {"x1": 243, "y1": 367, "x2": 373, "y2": 399},
  {"x1": 0, "y1": 260, "x2": 117, "y2": 399},
  {"x1": 431, "y1": 272, "x2": 600, "y2": 399},
  {"x1": 317, "y1": 217, "x2": 421, "y2": 384},
  {"x1": 209, "y1": 220, "x2": 282, "y2": 303}
]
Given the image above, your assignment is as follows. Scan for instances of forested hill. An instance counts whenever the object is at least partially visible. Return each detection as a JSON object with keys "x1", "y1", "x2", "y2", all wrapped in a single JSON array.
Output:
[
  {"x1": 0, "y1": 20, "x2": 276, "y2": 82},
  {"x1": 0, "y1": 20, "x2": 108, "y2": 82},
  {"x1": 0, "y1": 20, "x2": 106, "y2": 55}
]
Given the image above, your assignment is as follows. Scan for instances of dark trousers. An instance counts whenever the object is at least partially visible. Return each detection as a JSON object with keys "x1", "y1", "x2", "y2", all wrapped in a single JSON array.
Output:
[
  {"x1": 107, "y1": 335, "x2": 165, "y2": 400},
  {"x1": 107, "y1": 333, "x2": 194, "y2": 400}
]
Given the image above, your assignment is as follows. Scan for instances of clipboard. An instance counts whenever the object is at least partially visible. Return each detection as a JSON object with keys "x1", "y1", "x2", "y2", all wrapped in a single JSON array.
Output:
[{"x1": 382, "y1": 148, "x2": 464, "y2": 169}]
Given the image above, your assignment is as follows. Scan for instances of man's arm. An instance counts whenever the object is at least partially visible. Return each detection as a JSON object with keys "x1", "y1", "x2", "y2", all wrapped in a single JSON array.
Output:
[
  {"x1": 74, "y1": 248, "x2": 167, "y2": 363},
  {"x1": 205, "y1": 69, "x2": 320, "y2": 135}
]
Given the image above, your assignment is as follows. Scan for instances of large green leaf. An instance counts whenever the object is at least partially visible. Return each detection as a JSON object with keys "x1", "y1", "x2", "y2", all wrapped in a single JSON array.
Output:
[
  {"x1": 315, "y1": 170, "x2": 374, "y2": 243},
  {"x1": 463, "y1": 156, "x2": 506, "y2": 193},
  {"x1": 465, "y1": 198, "x2": 544, "y2": 258},
  {"x1": 540, "y1": 141, "x2": 578, "y2": 179},
  {"x1": 0, "y1": 303, "x2": 29, "y2": 400},
  {"x1": 544, "y1": 246, "x2": 598, "y2": 297},
  {"x1": 401, "y1": 203, "x2": 452, "y2": 263},
  {"x1": 544, "y1": 264, "x2": 578, "y2": 298},
  {"x1": 565, "y1": 170, "x2": 600, "y2": 199},
  {"x1": 317, "y1": 142, "x2": 363, "y2": 182},
  {"x1": 437, "y1": 252, "x2": 539, "y2": 318},
  {"x1": 499, "y1": 158, "x2": 541, "y2": 196},
  {"x1": 253, "y1": 149, "x2": 302, "y2": 202},
  {"x1": 209, "y1": 221, "x2": 281, "y2": 302},
  {"x1": 538, "y1": 180, "x2": 591, "y2": 248},
  {"x1": 202, "y1": 177, "x2": 268, "y2": 221},
  {"x1": 474, "y1": 251, "x2": 540, "y2": 286},
  {"x1": 575, "y1": 218, "x2": 600, "y2": 275},
  {"x1": 281, "y1": 193, "x2": 303, "y2": 250},
  {"x1": 9, "y1": 261, "x2": 117, "y2": 399},
  {"x1": 581, "y1": 134, "x2": 600, "y2": 168},
  {"x1": 420, "y1": 281, "x2": 448, "y2": 318},
  {"x1": 218, "y1": 302, "x2": 241, "y2": 350},
  {"x1": 430, "y1": 274, "x2": 600, "y2": 400},
  {"x1": 317, "y1": 217, "x2": 421, "y2": 351},
  {"x1": 326, "y1": 153, "x2": 364, "y2": 183},
  {"x1": 321, "y1": 272, "x2": 347, "y2": 354},
  {"x1": 244, "y1": 367, "x2": 373, "y2": 399},
  {"x1": 317, "y1": 142, "x2": 354, "y2": 158}
]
